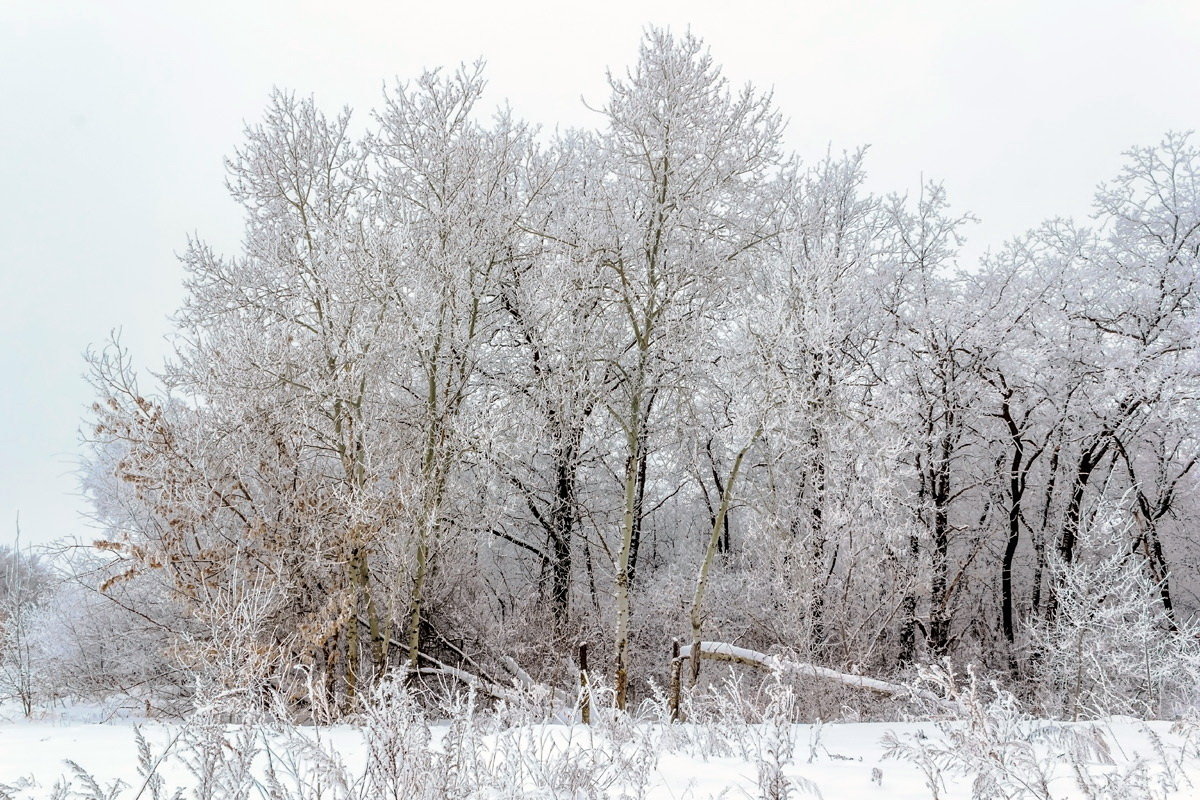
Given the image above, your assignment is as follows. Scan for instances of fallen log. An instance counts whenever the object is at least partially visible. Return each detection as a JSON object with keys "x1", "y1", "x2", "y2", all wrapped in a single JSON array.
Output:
[
  {"x1": 418, "y1": 652, "x2": 574, "y2": 709},
  {"x1": 417, "y1": 653, "x2": 522, "y2": 702},
  {"x1": 677, "y1": 641, "x2": 960, "y2": 713}
]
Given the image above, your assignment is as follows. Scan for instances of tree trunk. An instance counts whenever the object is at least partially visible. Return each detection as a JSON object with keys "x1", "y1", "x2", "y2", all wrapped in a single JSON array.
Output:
[
  {"x1": 548, "y1": 436, "x2": 579, "y2": 617},
  {"x1": 999, "y1": 396, "x2": 1025, "y2": 648},
  {"x1": 689, "y1": 434, "x2": 756, "y2": 685},
  {"x1": 928, "y1": 414, "x2": 953, "y2": 658},
  {"x1": 614, "y1": 445, "x2": 639, "y2": 709}
]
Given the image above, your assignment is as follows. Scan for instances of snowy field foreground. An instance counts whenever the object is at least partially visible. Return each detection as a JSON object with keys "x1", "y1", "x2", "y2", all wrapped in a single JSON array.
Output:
[{"x1": 2, "y1": 711, "x2": 1199, "y2": 799}]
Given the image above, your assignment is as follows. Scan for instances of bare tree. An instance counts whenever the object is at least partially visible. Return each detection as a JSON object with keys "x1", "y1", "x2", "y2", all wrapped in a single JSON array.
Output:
[{"x1": 586, "y1": 29, "x2": 785, "y2": 708}]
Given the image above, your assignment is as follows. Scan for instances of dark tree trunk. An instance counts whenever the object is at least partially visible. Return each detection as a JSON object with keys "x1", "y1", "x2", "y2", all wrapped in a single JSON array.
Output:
[
  {"x1": 548, "y1": 441, "x2": 577, "y2": 615},
  {"x1": 899, "y1": 530, "x2": 921, "y2": 665},
  {"x1": 928, "y1": 410, "x2": 953, "y2": 658},
  {"x1": 626, "y1": 388, "x2": 658, "y2": 584},
  {"x1": 998, "y1": 395, "x2": 1026, "y2": 647},
  {"x1": 1047, "y1": 433, "x2": 1115, "y2": 622}
]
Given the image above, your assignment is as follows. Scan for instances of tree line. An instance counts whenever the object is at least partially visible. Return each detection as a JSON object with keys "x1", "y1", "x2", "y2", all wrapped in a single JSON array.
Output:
[{"x1": 38, "y1": 29, "x2": 1200, "y2": 718}]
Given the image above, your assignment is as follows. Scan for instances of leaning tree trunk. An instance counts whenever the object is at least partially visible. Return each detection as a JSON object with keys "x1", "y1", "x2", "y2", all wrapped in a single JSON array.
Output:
[{"x1": 689, "y1": 432, "x2": 757, "y2": 685}]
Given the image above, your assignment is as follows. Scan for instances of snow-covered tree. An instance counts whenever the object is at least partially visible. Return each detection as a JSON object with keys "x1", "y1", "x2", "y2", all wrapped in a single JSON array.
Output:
[{"x1": 69, "y1": 30, "x2": 1200, "y2": 721}]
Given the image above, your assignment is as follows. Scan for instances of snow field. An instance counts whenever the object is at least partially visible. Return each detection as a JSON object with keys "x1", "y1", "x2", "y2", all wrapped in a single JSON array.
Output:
[{"x1": 2, "y1": 715, "x2": 1197, "y2": 799}]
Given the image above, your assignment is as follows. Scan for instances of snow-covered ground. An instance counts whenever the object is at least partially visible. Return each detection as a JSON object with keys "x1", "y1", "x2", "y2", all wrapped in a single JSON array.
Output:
[{"x1": 2, "y1": 709, "x2": 1198, "y2": 799}]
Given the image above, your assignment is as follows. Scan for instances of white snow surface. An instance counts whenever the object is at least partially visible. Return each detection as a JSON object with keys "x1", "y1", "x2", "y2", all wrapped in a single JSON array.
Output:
[{"x1": 2, "y1": 707, "x2": 1199, "y2": 799}]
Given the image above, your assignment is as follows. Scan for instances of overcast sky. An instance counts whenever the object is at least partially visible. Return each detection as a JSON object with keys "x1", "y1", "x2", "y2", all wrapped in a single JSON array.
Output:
[{"x1": 2, "y1": 0, "x2": 1199, "y2": 546}]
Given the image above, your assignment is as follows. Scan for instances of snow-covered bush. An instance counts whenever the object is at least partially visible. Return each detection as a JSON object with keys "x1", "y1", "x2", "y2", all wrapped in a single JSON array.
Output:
[
  {"x1": 883, "y1": 665, "x2": 1197, "y2": 800},
  {"x1": 19, "y1": 555, "x2": 190, "y2": 715},
  {"x1": 1028, "y1": 507, "x2": 1200, "y2": 719},
  {"x1": 0, "y1": 543, "x2": 54, "y2": 715}
]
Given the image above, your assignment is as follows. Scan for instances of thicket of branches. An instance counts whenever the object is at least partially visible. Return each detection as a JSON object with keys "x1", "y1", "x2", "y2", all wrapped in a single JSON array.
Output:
[{"x1": 7, "y1": 29, "x2": 1200, "y2": 720}]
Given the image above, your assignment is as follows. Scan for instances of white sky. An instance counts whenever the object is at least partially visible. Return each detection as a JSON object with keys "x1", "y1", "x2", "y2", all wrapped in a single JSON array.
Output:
[{"x1": 2, "y1": 0, "x2": 1199, "y2": 546}]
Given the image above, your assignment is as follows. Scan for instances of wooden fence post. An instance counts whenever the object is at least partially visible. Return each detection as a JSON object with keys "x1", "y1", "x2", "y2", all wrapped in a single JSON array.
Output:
[
  {"x1": 578, "y1": 641, "x2": 591, "y2": 725},
  {"x1": 669, "y1": 638, "x2": 682, "y2": 722}
]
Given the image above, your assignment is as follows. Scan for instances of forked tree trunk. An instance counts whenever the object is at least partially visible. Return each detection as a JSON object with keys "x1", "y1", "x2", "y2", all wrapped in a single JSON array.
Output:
[{"x1": 689, "y1": 432, "x2": 757, "y2": 686}]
